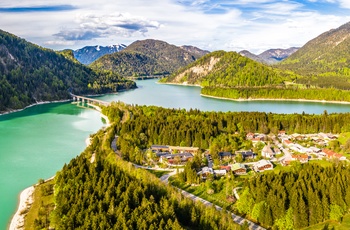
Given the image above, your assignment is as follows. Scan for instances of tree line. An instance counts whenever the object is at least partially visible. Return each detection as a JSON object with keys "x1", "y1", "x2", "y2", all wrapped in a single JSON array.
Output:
[
  {"x1": 201, "y1": 86, "x2": 350, "y2": 102},
  {"x1": 103, "y1": 103, "x2": 350, "y2": 164}
]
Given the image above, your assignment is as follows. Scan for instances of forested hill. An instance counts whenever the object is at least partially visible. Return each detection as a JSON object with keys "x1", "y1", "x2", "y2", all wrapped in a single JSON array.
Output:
[
  {"x1": 0, "y1": 29, "x2": 136, "y2": 113},
  {"x1": 278, "y1": 21, "x2": 350, "y2": 89},
  {"x1": 161, "y1": 50, "x2": 285, "y2": 87},
  {"x1": 90, "y1": 39, "x2": 208, "y2": 77},
  {"x1": 45, "y1": 112, "x2": 240, "y2": 230}
]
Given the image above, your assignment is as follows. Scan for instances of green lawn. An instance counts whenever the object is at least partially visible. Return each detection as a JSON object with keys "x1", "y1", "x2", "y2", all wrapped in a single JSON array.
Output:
[{"x1": 146, "y1": 169, "x2": 172, "y2": 178}]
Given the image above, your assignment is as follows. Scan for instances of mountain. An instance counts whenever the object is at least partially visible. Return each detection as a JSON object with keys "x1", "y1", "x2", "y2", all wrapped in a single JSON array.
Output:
[
  {"x1": 73, "y1": 44, "x2": 126, "y2": 65},
  {"x1": 0, "y1": 29, "x2": 135, "y2": 113},
  {"x1": 278, "y1": 21, "x2": 350, "y2": 89},
  {"x1": 239, "y1": 50, "x2": 266, "y2": 64},
  {"x1": 90, "y1": 39, "x2": 208, "y2": 77},
  {"x1": 162, "y1": 50, "x2": 284, "y2": 87},
  {"x1": 239, "y1": 47, "x2": 299, "y2": 65},
  {"x1": 258, "y1": 47, "x2": 299, "y2": 64},
  {"x1": 180, "y1": 45, "x2": 210, "y2": 59}
]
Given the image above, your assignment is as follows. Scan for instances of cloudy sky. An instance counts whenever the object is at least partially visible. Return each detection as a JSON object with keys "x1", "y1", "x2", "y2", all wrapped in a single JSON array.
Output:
[{"x1": 1, "y1": 0, "x2": 350, "y2": 54}]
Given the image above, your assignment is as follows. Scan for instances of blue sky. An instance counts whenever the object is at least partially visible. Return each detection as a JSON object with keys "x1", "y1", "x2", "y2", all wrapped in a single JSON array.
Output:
[{"x1": 1, "y1": 0, "x2": 350, "y2": 53}]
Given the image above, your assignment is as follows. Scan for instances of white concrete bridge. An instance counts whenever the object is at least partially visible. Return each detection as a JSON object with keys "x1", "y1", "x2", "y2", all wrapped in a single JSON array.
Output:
[{"x1": 71, "y1": 94, "x2": 110, "y2": 107}]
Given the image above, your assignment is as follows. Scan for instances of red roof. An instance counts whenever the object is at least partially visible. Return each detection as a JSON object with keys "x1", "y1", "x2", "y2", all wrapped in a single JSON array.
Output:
[{"x1": 323, "y1": 149, "x2": 344, "y2": 159}]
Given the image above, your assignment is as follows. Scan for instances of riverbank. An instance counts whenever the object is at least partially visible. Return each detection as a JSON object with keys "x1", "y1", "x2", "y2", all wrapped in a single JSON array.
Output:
[{"x1": 200, "y1": 94, "x2": 350, "y2": 105}]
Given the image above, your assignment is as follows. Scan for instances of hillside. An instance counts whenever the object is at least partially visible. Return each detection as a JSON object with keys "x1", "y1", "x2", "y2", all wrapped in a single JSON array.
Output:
[
  {"x1": 0, "y1": 29, "x2": 135, "y2": 113},
  {"x1": 73, "y1": 44, "x2": 126, "y2": 65},
  {"x1": 162, "y1": 50, "x2": 284, "y2": 87},
  {"x1": 278, "y1": 21, "x2": 350, "y2": 89},
  {"x1": 90, "y1": 39, "x2": 208, "y2": 77}
]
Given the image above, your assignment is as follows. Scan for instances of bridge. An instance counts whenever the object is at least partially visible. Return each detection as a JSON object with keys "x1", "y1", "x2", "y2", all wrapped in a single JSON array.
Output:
[
  {"x1": 71, "y1": 94, "x2": 110, "y2": 107},
  {"x1": 125, "y1": 75, "x2": 166, "y2": 81}
]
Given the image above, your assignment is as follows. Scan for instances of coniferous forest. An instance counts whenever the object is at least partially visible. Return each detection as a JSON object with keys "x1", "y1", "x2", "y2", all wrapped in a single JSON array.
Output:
[
  {"x1": 51, "y1": 127, "x2": 240, "y2": 230},
  {"x1": 30, "y1": 103, "x2": 350, "y2": 229},
  {"x1": 236, "y1": 163, "x2": 350, "y2": 229},
  {"x1": 0, "y1": 30, "x2": 136, "y2": 113}
]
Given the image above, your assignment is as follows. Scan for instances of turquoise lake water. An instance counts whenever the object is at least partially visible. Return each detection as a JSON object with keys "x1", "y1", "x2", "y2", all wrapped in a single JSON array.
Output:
[{"x1": 2, "y1": 79, "x2": 350, "y2": 229}]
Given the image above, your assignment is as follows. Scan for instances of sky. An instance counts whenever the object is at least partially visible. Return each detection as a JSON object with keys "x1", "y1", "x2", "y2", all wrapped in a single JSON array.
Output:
[{"x1": 1, "y1": 0, "x2": 350, "y2": 54}]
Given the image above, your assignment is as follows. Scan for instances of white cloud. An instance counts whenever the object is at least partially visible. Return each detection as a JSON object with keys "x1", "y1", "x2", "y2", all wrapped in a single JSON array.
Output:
[{"x1": 0, "y1": 0, "x2": 350, "y2": 52}]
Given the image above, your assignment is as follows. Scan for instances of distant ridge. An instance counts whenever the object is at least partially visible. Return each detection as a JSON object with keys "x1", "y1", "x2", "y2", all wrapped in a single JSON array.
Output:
[
  {"x1": 239, "y1": 47, "x2": 299, "y2": 65},
  {"x1": 73, "y1": 44, "x2": 126, "y2": 65},
  {"x1": 90, "y1": 39, "x2": 209, "y2": 77}
]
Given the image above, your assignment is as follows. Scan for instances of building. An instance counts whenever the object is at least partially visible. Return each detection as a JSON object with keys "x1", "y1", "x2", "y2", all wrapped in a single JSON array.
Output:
[
  {"x1": 214, "y1": 169, "x2": 227, "y2": 176},
  {"x1": 261, "y1": 144, "x2": 275, "y2": 158},
  {"x1": 159, "y1": 152, "x2": 193, "y2": 165},
  {"x1": 282, "y1": 139, "x2": 293, "y2": 146},
  {"x1": 254, "y1": 160, "x2": 273, "y2": 172},
  {"x1": 231, "y1": 163, "x2": 246, "y2": 175},
  {"x1": 236, "y1": 150, "x2": 256, "y2": 160},
  {"x1": 168, "y1": 146, "x2": 199, "y2": 154},
  {"x1": 292, "y1": 154, "x2": 309, "y2": 163},
  {"x1": 219, "y1": 152, "x2": 233, "y2": 160},
  {"x1": 322, "y1": 149, "x2": 347, "y2": 161},
  {"x1": 151, "y1": 145, "x2": 169, "y2": 152},
  {"x1": 246, "y1": 132, "x2": 255, "y2": 140}
]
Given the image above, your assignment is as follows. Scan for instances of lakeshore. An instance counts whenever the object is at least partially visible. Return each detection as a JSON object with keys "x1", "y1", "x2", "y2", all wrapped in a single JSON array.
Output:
[
  {"x1": 8, "y1": 104, "x2": 108, "y2": 230},
  {"x1": 159, "y1": 81, "x2": 350, "y2": 105},
  {"x1": 0, "y1": 99, "x2": 72, "y2": 116},
  {"x1": 200, "y1": 94, "x2": 350, "y2": 105}
]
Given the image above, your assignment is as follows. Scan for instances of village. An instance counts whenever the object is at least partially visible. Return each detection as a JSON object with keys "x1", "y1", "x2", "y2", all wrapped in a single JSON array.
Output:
[{"x1": 148, "y1": 131, "x2": 348, "y2": 178}]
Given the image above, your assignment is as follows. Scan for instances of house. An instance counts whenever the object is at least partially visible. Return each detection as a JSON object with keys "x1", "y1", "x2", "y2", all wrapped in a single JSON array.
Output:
[
  {"x1": 220, "y1": 165, "x2": 231, "y2": 171},
  {"x1": 236, "y1": 150, "x2": 256, "y2": 160},
  {"x1": 310, "y1": 147, "x2": 322, "y2": 154},
  {"x1": 219, "y1": 152, "x2": 233, "y2": 160},
  {"x1": 160, "y1": 152, "x2": 193, "y2": 165},
  {"x1": 283, "y1": 139, "x2": 293, "y2": 146},
  {"x1": 292, "y1": 154, "x2": 309, "y2": 163},
  {"x1": 254, "y1": 160, "x2": 273, "y2": 172},
  {"x1": 251, "y1": 138, "x2": 263, "y2": 145},
  {"x1": 151, "y1": 145, "x2": 169, "y2": 152},
  {"x1": 198, "y1": 166, "x2": 214, "y2": 178},
  {"x1": 322, "y1": 149, "x2": 347, "y2": 161},
  {"x1": 168, "y1": 146, "x2": 199, "y2": 154},
  {"x1": 261, "y1": 144, "x2": 275, "y2": 158},
  {"x1": 231, "y1": 163, "x2": 246, "y2": 175},
  {"x1": 246, "y1": 132, "x2": 255, "y2": 140},
  {"x1": 280, "y1": 155, "x2": 293, "y2": 166},
  {"x1": 214, "y1": 169, "x2": 227, "y2": 176},
  {"x1": 278, "y1": 130, "x2": 286, "y2": 137}
]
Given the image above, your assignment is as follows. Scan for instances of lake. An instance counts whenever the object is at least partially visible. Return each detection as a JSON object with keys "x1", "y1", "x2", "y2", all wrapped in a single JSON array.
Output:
[{"x1": 2, "y1": 79, "x2": 350, "y2": 229}]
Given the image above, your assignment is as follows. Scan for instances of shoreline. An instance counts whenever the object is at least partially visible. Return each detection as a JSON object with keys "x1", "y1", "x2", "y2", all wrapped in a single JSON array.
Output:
[
  {"x1": 7, "y1": 102, "x2": 109, "y2": 230},
  {"x1": 156, "y1": 81, "x2": 202, "y2": 88},
  {"x1": 8, "y1": 186, "x2": 34, "y2": 230},
  {"x1": 8, "y1": 176, "x2": 55, "y2": 230},
  {"x1": 0, "y1": 99, "x2": 71, "y2": 116},
  {"x1": 156, "y1": 79, "x2": 350, "y2": 105},
  {"x1": 200, "y1": 94, "x2": 350, "y2": 105}
]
